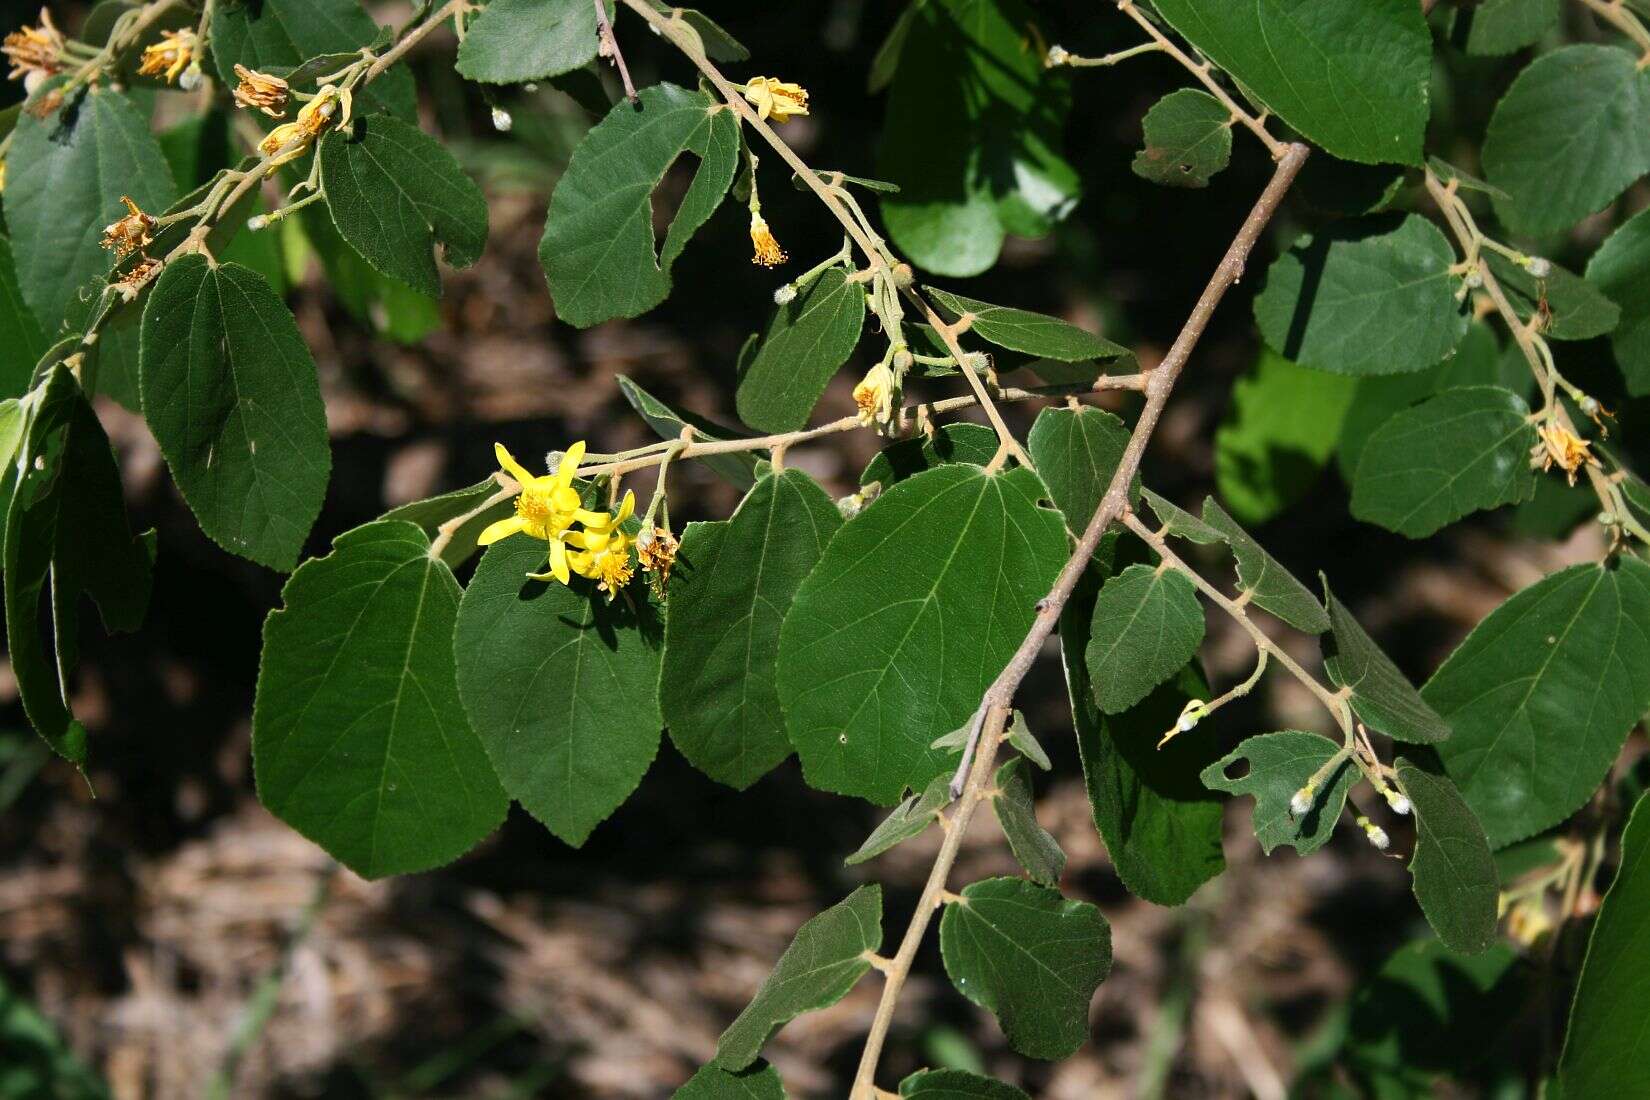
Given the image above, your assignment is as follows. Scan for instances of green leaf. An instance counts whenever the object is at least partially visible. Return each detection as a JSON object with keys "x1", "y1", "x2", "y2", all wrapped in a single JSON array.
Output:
[
  {"x1": 1132, "y1": 89, "x2": 1232, "y2": 188},
  {"x1": 319, "y1": 115, "x2": 488, "y2": 298},
  {"x1": 0, "y1": 237, "x2": 47, "y2": 398},
  {"x1": 646, "y1": 4, "x2": 749, "y2": 62},
  {"x1": 662, "y1": 471, "x2": 842, "y2": 789},
  {"x1": 899, "y1": 1069, "x2": 1029, "y2": 1099},
  {"x1": 877, "y1": 0, "x2": 1077, "y2": 276},
  {"x1": 0, "y1": 972, "x2": 112, "y2": 1100},
  {"x1": 540, "y1": 83, "x2": 740, "y2": 327},
  {"x1": 454, "y1": 533, "x2": 663, "y2": 846},
  {"x1": 845, "y1": 773, "x2": 952, "y2": 866},
  {"x1": 1140, "y1": 488, "x2": 1223, "y2": 545},
  {"x1": 1322, "y1": 582, "x2": 1450, "y2": 744},
  {"x1": 1586, "y1": 206, "x2": 1650, "y2": 395},
  {"x1": 6, "y1": 86, "x2": 176, "y2": 330},
  {"x1": 1025, "y1": 406, "x2": 1135, "y2": 537},
  {"x1": 735, "y1": 268, "x2": 866, "y2": 432},
  {"x1": 1396, "y1": 761, "x2": 1499, "y2": 954},
  {"x1": 210, "y1": 0, "x2": 416, "y2": 119},
  {"x1": 861, "y1": 422, "x2": 999, "y2": 487},
  {"x1": 1427, "y1": 559, "x2": 1650, "y2": 847},
  {"x1": 715, "y1": 885, "x2": 883, "y2": 1070},
  {"x1": 992, "y1": 757, "x2": 1064, "y2": 886},
  {"x1": 1485, "y1": 253, "x2": 1620, "y2": 341},
  {"x1": 616, "y1": 375, "x2": 761, "y2": 489},
  {"x1": 1084, "y1": 564, "x2": 1205, "y2": 716},
  {"x1": 1201, "y1": 497, "x2": 1331, "y2": 634},
  {"x1": 1201, "y1": 732, "x2": 1354, "y2": 855},
  {"x1": 1443, "y1": 0, "x2": 1560, "y2": 55},
  {"x1": 455, "y1": 0, "x2": 601, "y2": 84},
  {"x1": 381, "y1": 478, "x2": 510, "y2": 570},
  {"x1": 938, "y1": 877, "x2": 1111, "y2": 1060},
  {"x1": 1253, "y1": 215, "x2": 1468, "y2": 376},
  {"x1": 1214, "y1": 350, "x2": 1356, "y2": 524},
  {"x1": 1559, "y1": 791, "x2": 1650, "y2": 1096},
  {"x1": 927, "y1": 289, "x2": 1127, "y2": 363},
  {"x1": 293, "y1": 202, "x2": 441, "y2": 343},
  {"x1": 778, "y1": 465, "x2": 1066, "y2": 804},
  {"x1": 4, "y1": 366, "x2": 154, "y2": 767},
  {"x1": 1482, "y1": 45, "x2": 1650, "y2": 235},
  {"x1": 673, "y1": 1061, "x2": 786, "y2": 1100},
  {"x1": 253, "y1": 521, "x2": 508, "y2": 878},
  {"x1": 1424, "y1": 157, "x2": 1511, "y2": 202},
  {"x1": 138, "y1": 255, "x2": 331, "y2": 572},
  {"x1": 1350, "y1": 386, "x2": 1537, "y2": 538},
  {"x1": 1005, "y1": 710, "x2": 1050, "y2": 771},
  {"x1": 1150, "y1": 0, "x2": 1429, "y2": 164}
]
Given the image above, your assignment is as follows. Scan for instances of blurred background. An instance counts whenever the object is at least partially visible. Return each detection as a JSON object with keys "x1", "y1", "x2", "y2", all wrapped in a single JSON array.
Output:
[{"x1": 2, "y1": 1, "x2": 1646, "y2": 1096}]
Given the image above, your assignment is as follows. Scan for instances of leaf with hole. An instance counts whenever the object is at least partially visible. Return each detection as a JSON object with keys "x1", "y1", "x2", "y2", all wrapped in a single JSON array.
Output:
[
  {"x1": 938, "y1": 877, "x2": 1110, "y2": 1060},
  {"x1": 1133, "y1": 89, "x2": 1232, "y2": 188},
  {"x1": 715, "y1": 885, "x2": 882, "y2": 1070},
  {"x1": 454, "y1": 532, "x2": 664, "y2": 847},
  {"x1": 662, "y1": 471, "x2": 842, "y2": 789},
  {"x1": 778, "y1": 465, "x2": 1067, "y2": 804},
  {"x1": 540, "y1": 83, "x2": 740, "y2": 327},
  {"x1": 1201, "y1": 732, "x2": 1354, "y2": 855},
  {"x1": 735, "y1": 268, "x2": 866, "y2": 433},
  {"x1": 139, "y1": 255, "x2": 331, "y2": 572},
  {"x1": 1427, "y1": 558, "x2": 1650, "y2": 847},
  {"x1": 253, "y1": 520, "x2": 507, "y2": 878}
]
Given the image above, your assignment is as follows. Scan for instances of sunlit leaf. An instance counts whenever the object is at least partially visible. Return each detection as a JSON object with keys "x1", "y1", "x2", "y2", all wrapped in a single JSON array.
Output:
[
  {"x1": 736, "y1": 268, "x2": 866, "y2": 432},
  {"x1": 1132, "y1": 89, "x2": 1232, "y2": 188}
]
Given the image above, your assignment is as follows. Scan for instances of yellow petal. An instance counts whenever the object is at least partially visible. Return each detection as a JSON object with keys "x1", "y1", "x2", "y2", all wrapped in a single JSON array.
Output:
[
  {"x1": 613, "y1": 490, "x2": 636, "y2": 524},
  {"x1": 553, "y1": 440, "x2": 587, "y2": 490},
  {"x1": 573, "y1": 507, "x2": 611, "y2": 528},
  {"x1": 494, "y1": 442, "x2": 535, "y2": 486},
  {"x1": 550, "y1": 537, "x2": 570, "y2": 584},
  {"x1": 476, "y1": 515, "x2": 527, "y2": 545}
]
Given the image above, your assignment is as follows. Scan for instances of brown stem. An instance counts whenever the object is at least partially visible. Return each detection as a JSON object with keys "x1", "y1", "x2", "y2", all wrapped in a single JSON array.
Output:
[
  {"x1": 594, "y1": 0, "x2": 639, "y2": 102},
  {"x1": 848, "y1": 142, "x2": 1311, "y2": 1098}
]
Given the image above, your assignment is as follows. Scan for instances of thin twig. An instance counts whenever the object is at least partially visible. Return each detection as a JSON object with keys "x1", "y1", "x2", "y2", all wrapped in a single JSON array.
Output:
[
  {"x1": 595, "y1": 0, "x2": 640, "y2": 101},
  {"x1": 848, "y1": 143, "x2": 1311, "y2": 1099},
  {"x1": 366, "y1": 0, "x2": 468, "y2": 82}
]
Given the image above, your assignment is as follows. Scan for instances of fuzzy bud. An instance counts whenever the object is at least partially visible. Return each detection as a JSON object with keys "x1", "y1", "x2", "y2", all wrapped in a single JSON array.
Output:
[
  {"x1": 1046, "y1": 44, "x2": 1070, "y2": 67},
  {"x1": 1365, "y1": 824, "x2": 1390, "y2": 850},
  {"x1": 1464, "y1": 268, "x2": 1484, "y2": 289},
  {"x1": 773, "y1": 283, "x2": 797, "y2": 305},
  {"x1": 247, "y1": 214, "x2": 268, "y2": 231},
  {"x1": 179, "y1": 63, "x2": 203, "y2": 91},
  {"x1": 1580, "y1": 395, "x2": 1601, "y2": 418},
  {"x1": 491, "y1": 106, "x2": 513, "y2": 132},
  {"x1": 890, "y1": 262, "x2": 914, "y2": 289},
  {"x1": 1525, "y1": 256, "x2": 1552, "y2": 279},
  {"x1": 1385, "y1": 790, "x2": 1412, "y2": 816},
  {"x1": 1290, "y1": 786, "x2": 1315, "y2": 816},
  {"x1": 892, "y1": 346, "x2": 914, "y2": 372}
]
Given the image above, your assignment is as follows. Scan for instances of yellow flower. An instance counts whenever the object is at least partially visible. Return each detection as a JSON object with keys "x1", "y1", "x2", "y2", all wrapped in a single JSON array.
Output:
[
  {"x1": 637, "y1": 526, "x2": 679, "y2": 584},
  {"x1": 567, "y1": 491, "x2": 637, "y2": 597},
  {"x1": 853, "y1": 362, "x2": 897, "y2": 429},
  {"x1": 1530, "y1": 422, "x2": 1598, "y2": 486},
  {"x1": 138, "y1": 28, "x2": 197, "y2": 84},
  {"x1": 749, "y1": 212, "x2": 787, "y2": 268},
  {"x1": 257, "y1": 85, "x2": 351, "y2": 169},
  {"x1": 100, "y1": 196, "x2": 156, "y2": 259},
  {"x1": 4, "y1": 10, "x2": 64, "y2": 85},
  {"x1": 741, "y1": 76, "x2": 809, "y2": 123},
  {"x1": 478, "y1": 441, "x2": 610, "y2": 583},
  {"x1": 233, "y1": 64, "x2": 289, "y2": 117}
]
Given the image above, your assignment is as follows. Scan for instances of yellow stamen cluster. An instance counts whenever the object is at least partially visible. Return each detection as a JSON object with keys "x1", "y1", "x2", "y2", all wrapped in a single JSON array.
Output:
[
  {"x1": 232, "y1": 64, "x2": 290, "y2": 117},
  {"x1": 100, "y1": 196, "x2": 156, "y2": 259},
  {"x1": 741, "y1": 76, "x2": 809, "y2": 123},
  {"x1": 1530, "y1": 422, "x2": 1598, "y2": 486},
  {"x1": 3, "y1": 10, "x2": 64, "y2": 86},
  {"x1": 853, "y1": 362, "x2": 897, "y2": 430},
  {"x1": 258, "y1": 84, "x2": 351, "y2": 169},
  {"x1": 637, "y1": 526, "x2": 679, "y2": 585},
  {"x1": 477, "y1": 442, "x2": 639, "y2": 596},
  {"x1": 137, "y1": 28, "x2": 197, "y2": 84},
  {"x1": 749, "y1": 212, "x2": 786, "y2": 268}
]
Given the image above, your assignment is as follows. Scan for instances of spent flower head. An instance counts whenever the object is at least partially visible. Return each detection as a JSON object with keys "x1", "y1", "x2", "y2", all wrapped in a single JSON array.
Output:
[
  {"x1": 749, "y1": 211, "x2": 787, "y2": 268},
  {"x1": 740, "y1": 76, "x2": 809, "y2": 122},
  {"x1": 100, "y1": 196, "x2": 156, "y2": 259},
  {"x1": 233, "y1": 64, "x2": 290, "y2": 117},
  {"x1": 138, "y1": 28, "x2": 198, "y2": 84},
  {"x1": 1531, "y1": 422, "x2": 1598, "y2": 486},
  {"x1": 4, "y1": 9, "x2": 64, "y2": 85},
  {"x1": 853, "y1": 361, "x2": 898, "y2": 432}
]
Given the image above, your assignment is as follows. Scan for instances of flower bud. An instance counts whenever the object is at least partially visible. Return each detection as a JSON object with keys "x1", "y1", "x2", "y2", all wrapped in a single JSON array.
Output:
[
  {"x1": 1290, "y1": 786, "x2": 1315, "y2": 816},
  {"x1": 1385, "y1": 790, "x2": 1411, "y2": 816},
  {"x1": 773, "y1": 283, "x2": 797, "y2": 305},
  {"x1": 1525, "y1": 257, "x2": 1552, "y2": 279},
  {"x1": 1046, "y1": 44, "x2": 1070, "y2": 67},
  {"x1": 247, "y1": 214, "x2": 268, "y2": 231},
  {"x1": 491, "y1": 106, "x2": 513, "y2": 132}
]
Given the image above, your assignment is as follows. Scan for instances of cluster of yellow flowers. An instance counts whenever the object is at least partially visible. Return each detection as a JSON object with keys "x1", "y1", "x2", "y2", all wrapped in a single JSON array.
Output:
[
  {"x1": 478, "y1": 442, "x2": 639, "y2": 596},
  {"x1": 738, "y1": 76, "x2": 808, "y2": 268}
]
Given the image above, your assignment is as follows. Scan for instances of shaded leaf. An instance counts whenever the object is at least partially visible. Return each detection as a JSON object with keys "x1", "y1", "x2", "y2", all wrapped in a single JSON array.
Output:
[
  {"x1": 253, "y1": 521, "x2": 508, "y2": 878},
  {"x1": 1425, "y1": 156, "x2": 1511, "y2": 201},
  {"x1": 381, "y1": 478, "x2": 510, "y2": 570},
  {"x1": 1428, "y1": 559, "x2": 1650, "y2": 847},
  {"x1": 1322, "y1": 582, "x2": 1450, "y2": 744},
  {"x1": 1443, "y1": 0, "x2": 1560, "y2": 56},
  {"x1": 1396, "y1": 761, "x2": 1499, "y2": 954},
  {"x1": 662, "y1": 471, "x2": 842, "y2": 789},
  {"x1": 1085, "y1": 564, "x2": 1205, "y2": 716},
  {"x1": 1201, "y1": 732, "x2": 1353, "y2": 855},
  {"x1": 320, "y1": 115, "x2": 488, "y2": 298},
  {"x1": 938, "y1": 877, "x2": 1110, "y2": 1060},
  {"x1": 1133, "y1": 89, "x2": 1232, "y2": 188},
  {"x1": 1482, "y1": 45, "x2": 1650, "y2": 235},
  {"x1": 0, "y1": 237, "x2": 47, "y2": 398},
  {"x1": 1140, "y1": 488, "x2": 1223, "y2": 544},
  {"x1": 1025, "y1": 406, "x2": 1135, "y2": 536},
  {"x1": 139, "y1": 255, "x2": 331, "y2": 571},
  {"x1": 455, "y1": 0, "x2": 601, "y2": 84},
  {"x1": 1585, "y1": 206, "x2": 1650, "y2": 395},
  {"x1": 927, "y1": 289, "x2": 1126, "y2": 363},
  {"x1": 1486, "y1": 253, "x2": 1619, "y2": 341},
  {"x1": 845, "y1": 774, "x2": 952, "y2": 866},
  {"x1": 616, "y1": 375, "x2": 761, "y2": 489},
  {"x1": 1151, "y1": 0, "x2": 1429, "y2": 164},
  {"x1": 861, "y1": 423, "x2": 998, "y2": 487},
  {"x1": 540, "y1": 83, "x2": 739, "y2": 327},
  {"x1": 1253, "y1": 215, "x2": 1468, "y2": 376},
  {"x1": 1201, "y1": 497, "x2": 1330, "y2": 633},
  {"x1": 715, "y1": 886, "x2": 882, "y2": 1070},
  {"x1": 1350, "y1": 386, "x2": 1537, "y2": 538},
  {"x1": 673, "y1": 1061, "x2": 786, "y2": 1100},
  {"x1": 1005, "y1": 711, "x2": 1050, "y2": 771},
  {"x1": 454, "y1": 533, "x2": 663, "y2": 846},
  {"x1": 1215, "y1": 350, "x2": 1355, "y2": 524},
  {"x1": 900, "y1": 1069, "x2": 1029, "y2": 1099},
  {"x1": 210, "y1": 0, "x2": 415, "y2": 118},
  {"x1": 992, "y1": 757, "x2": 1064, "y2": 886},
  {"x1": 777, "y1": 465, "x2": 1066, "y2": 804},
  {"x1": 735, "y1": 268, "x2": 866, "y2": 432},
  {"x1": 646, "y1": 4, "x2": 749, "y2": 62}
]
